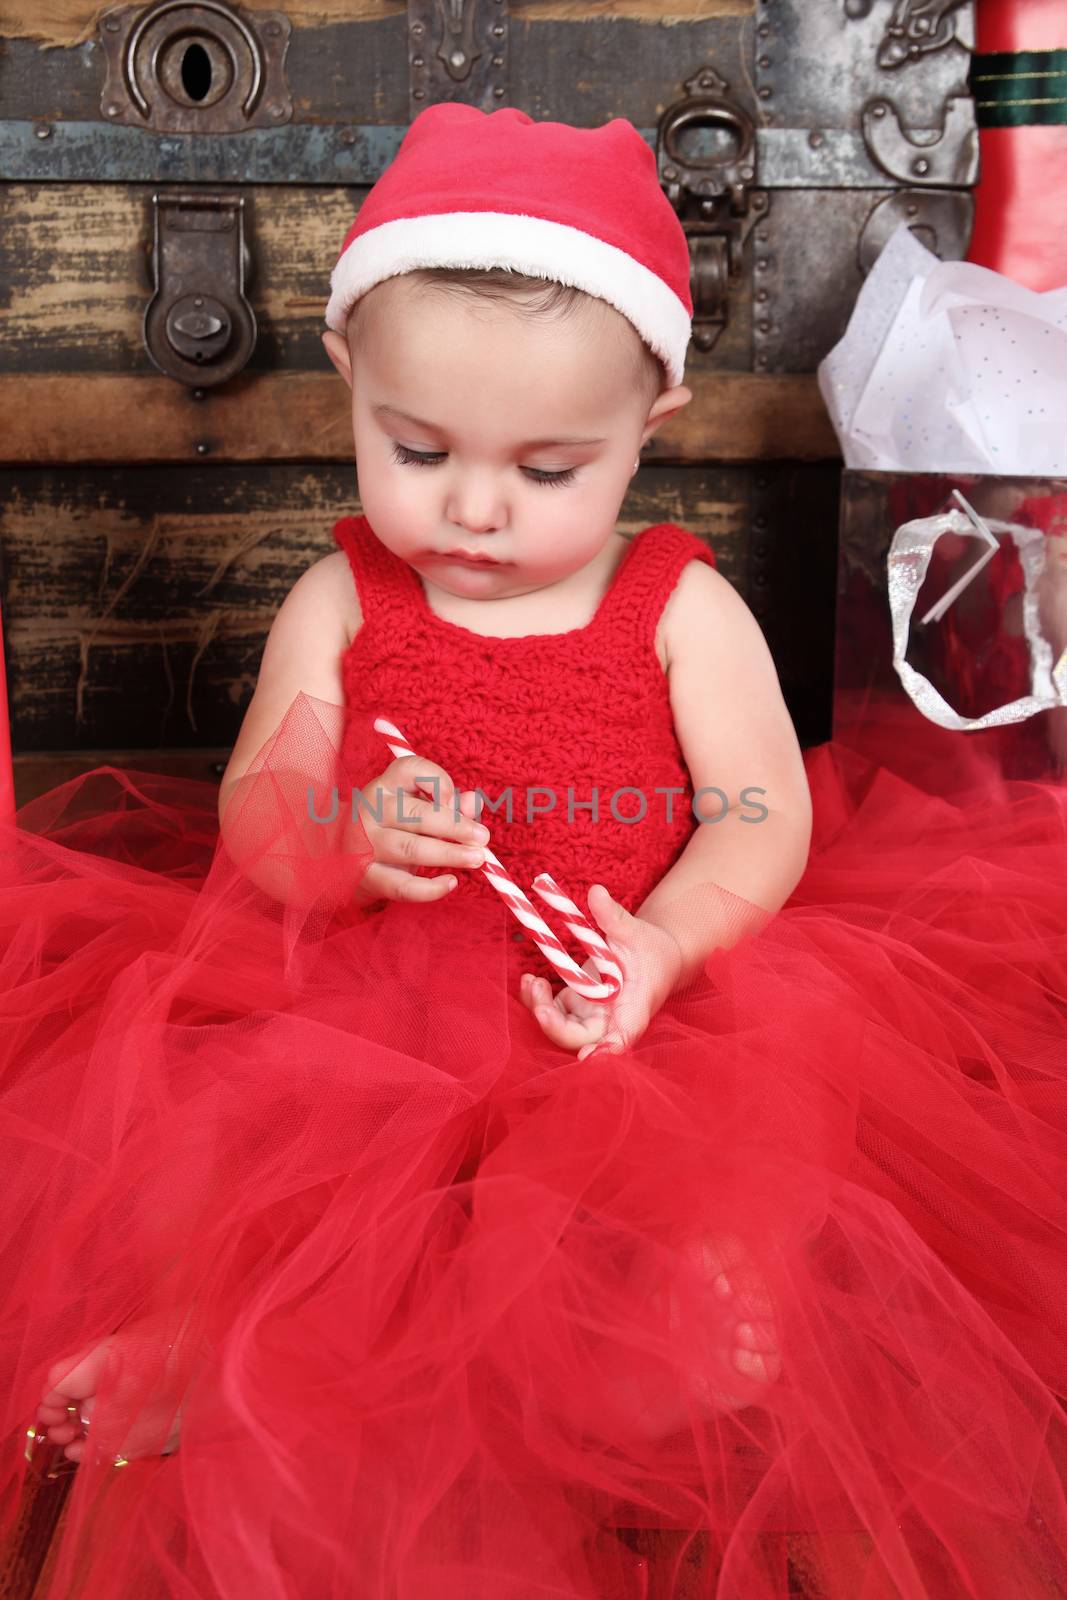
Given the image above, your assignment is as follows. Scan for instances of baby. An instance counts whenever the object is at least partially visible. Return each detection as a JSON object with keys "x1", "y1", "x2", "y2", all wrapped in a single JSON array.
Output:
[{"x1": 36, "y1": 105, "x2": 809, "y2": 1467}]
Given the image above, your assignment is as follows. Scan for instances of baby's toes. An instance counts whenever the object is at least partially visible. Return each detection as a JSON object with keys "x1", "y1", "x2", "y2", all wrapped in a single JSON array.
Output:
[
  {"x1": 733, "y1": 1319, "x2": 782, "y2": 1384},
  {"x1": 35, "y1": 1402, "x2": 71, "y2": 1426},
  {"x1": 42, "y1": 1338, "x2": 113, "y2": 1407}
]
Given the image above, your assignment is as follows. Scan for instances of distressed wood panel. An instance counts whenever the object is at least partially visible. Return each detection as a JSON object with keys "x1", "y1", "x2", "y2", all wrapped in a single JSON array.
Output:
[
  {"x1": 0, "y1": 463, "x2": 836, "y2": 755},
  {"x1": 0, "y1": 184, "x2": 358, "y2": 373},
  {"x1": 0, "y1": 181, "x2": 754, "y2": 375},
  {"x1": 0, "y1": 15, "x2": 752, "y2": 194},
  {"x1": 0, "y1": 1, "x2": 748, "y2": 50},
  {"x1": 0, "y1": 373, "x2": 839, "y2": 464}
]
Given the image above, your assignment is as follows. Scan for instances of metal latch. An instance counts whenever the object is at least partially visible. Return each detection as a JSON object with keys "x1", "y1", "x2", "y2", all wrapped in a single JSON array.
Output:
[
  {"x1": 657, "y1": 68, "x2": 764, "y2": 356},
  {"x1": 144, "y1": 192, "x2": 257, "y2": 387}
]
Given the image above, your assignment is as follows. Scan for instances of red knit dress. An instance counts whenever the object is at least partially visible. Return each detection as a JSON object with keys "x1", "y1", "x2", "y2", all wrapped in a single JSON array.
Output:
[
  {"x1": 333, "y1": 514, "x2": 717, "y2": 988},
  {"x1": 0, "y1": 517, "x2": 1065, "y2": 1600}
]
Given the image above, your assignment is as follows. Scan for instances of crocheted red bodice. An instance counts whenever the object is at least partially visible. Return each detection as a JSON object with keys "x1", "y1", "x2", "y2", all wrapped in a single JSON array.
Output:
[{"x1": 333, "y1": 514, "x2": 716, "y2": 986}]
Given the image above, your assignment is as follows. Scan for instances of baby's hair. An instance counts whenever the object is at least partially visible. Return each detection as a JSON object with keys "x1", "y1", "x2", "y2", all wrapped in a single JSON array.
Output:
[{"x1": 346, "y1": 266, "x2": 667, "y2": 414}]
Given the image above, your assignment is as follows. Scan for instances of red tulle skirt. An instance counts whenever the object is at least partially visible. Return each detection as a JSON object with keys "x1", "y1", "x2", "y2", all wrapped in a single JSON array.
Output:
[{"x1": 1, "y1": 693, "x2": 1066, "y2": 1599}]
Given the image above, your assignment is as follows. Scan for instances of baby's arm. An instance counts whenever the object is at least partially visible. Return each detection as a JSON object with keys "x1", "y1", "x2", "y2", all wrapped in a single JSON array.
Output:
[
  {"x1": 524, "y1": 563, "x2": 815, "y2": 1058},
  {"x1": 637, "y1": 560, "x2": 814, "y2": 988},
  {"x1": 216, "y1": 553, "x2": 371, "y2": 905}
]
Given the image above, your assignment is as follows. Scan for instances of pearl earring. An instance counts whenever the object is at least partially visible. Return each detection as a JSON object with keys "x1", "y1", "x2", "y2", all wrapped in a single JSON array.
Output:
[{"x1": 633, "y1": 456, "x2": 641, "y2": 473}]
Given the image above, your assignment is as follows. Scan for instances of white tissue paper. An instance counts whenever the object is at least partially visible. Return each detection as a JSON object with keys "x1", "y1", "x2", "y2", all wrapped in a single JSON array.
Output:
[{"x1": 817, "y1": 224, "x2": 1067, "y2": 474}]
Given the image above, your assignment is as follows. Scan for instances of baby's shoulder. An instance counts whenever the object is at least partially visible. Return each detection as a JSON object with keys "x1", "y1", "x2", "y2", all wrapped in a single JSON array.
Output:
[
  {"x1": 305, "y1": 549, "x2": 363, "y2": 646},
  {"x1": 659, "y1": 554, "x2": 733, "y2": 673}
]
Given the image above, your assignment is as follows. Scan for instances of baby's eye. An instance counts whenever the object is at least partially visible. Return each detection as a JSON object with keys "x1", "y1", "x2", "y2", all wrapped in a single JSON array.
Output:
[
  {"x1": 390, "y1": 443, "x2": 577, "y2": 488},
  {"x1": 524, "y1": 466, "x2": 578, "y2": 488},
  {"x1": 391, "y1": 444, "x2": 443, "y2": 468}
]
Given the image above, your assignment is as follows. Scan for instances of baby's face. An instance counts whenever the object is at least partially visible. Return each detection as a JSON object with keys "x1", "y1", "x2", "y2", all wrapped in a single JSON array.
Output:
[{"x1": 323, "y1": 277, "x2": 689, "y2": 603}]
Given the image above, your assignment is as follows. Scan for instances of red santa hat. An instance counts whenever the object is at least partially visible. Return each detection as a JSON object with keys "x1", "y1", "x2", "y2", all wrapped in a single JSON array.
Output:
[{"x1": 324, "y1": 104, "x2": 693, "y2": 388}]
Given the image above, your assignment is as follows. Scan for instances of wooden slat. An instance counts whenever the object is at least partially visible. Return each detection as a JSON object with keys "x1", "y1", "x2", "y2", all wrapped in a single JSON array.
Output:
[
  {"x1": 0, "y1": 372, "x2": 839, "y2": 465},
  {"x1": 0, "y1": 182, "x2": 752, "y2": 379},
  {"x1": 1, "y1": 0, "x2": 748, "y2": 49}
]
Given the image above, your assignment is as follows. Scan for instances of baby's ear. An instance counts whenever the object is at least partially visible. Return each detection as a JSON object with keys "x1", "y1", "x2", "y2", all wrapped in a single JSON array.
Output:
[
  {"x1": 322, "y1": 329, "x2": 353, "y2": 388},
  {"x1": 642, "y1": 383, "x2": 693, "y2": 445}
]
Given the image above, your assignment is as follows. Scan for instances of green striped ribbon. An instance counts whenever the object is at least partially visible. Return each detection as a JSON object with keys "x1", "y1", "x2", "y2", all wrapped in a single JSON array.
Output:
[{"x1": 969, "y1": 49, "x2": 1067, "y2": 127}]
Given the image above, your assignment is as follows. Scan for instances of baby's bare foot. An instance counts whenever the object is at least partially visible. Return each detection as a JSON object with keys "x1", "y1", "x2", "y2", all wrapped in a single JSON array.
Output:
[
  {"x1": 36, "y1": 1334, "x2": 183, "y2": 1464},
  {"x1": 595, "y1": 1230, "x2": 782, "y2": 1442}
]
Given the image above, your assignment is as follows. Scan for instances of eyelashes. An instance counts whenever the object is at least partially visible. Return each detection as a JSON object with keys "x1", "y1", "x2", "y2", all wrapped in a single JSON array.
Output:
[{"x1": 390, "y1": 443, "x2": 578, "y2": 488}]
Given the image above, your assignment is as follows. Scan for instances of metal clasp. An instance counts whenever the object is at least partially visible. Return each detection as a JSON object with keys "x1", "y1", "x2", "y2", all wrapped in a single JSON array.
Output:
[{"x1": 144, "y1": 191, "x2": 257, "y2": 387}]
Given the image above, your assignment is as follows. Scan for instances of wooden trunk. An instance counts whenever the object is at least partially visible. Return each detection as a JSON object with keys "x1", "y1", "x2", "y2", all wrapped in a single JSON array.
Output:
[{"x1": 1, "y1": 0, "x2": 980, "y2": 810}]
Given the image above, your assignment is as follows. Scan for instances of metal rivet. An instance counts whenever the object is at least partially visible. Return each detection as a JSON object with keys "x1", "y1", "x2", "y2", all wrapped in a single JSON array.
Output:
[
  {"x1": 758, "y1": 22, "x2": 771, "y2": 36},
  {"x1": 758, "y1": 55, "x2": 770, "y2": 68},
  {"x1": 755, "y1": 230, "x2": 768, "y2": 243},
  {"x1": 741, "y1": 165, "x2": 754, "y2": 180},
  {"x1": 756, "y1": 288, "x2": 768, "y2": 303},
  {"x1": 493, "y1": 87, "x2": 504, "y2": 98},
  {"x1": 758, "y1": 86, "x2": 772, "y2": 99},
  {"x1": 758, "y1": 319, "x2": 770, "y2": 333},
  {"x1": 269, "y1": 104, "x2": 285, "y2": 118},
  {"x1": 492, "y1": 24, "x2": 505, "y2": 36},
  {"x1": 411, "y1": 20, "x2": 423, "y2": 34},
  {"x1": 196, "y1": 442, "x2": 209, "y2": 455},
  {"x1": 104, "y1": 15, "x2": 120, "y2": 29},
  {"x1": 194, "y1": 296, "x2": 203, "y2": 307},
  {"x1": 913, "y1": 157, "x2": 929, "y2": 175},
  {"x1": 192, "y1": 388, "x2": 206, "y2": 402},
  {"x1": 755, "y1": 573, "x2": 767, "y2": 587},
  {"x1": 872, "y1": 103, "x2": 886, "y2": 118},
  {"x1": 753, "y1": 194, "x2": 766, "y2": 207},
  {"x1": 756, "y1": 259, "x2": 767, "y2": 272},
  {"x1": 450, "y1": 49, "x2": 465, "y2": 67},
  {"x1": 107, "y1": 104, "x2": 121, "y2": 117},
  {"x1": 339, "y1": 128, "x2": 356, "y2": 145},
  {"x1": 754, "y1": 515, "x2": 768, "y2": 530},
  {"x1": 413, "y1": 89, "x2": 425, "y2": 99},
  {"x1": 412, "y1": 55, "x2": 424, "y2": 66},
  {"x1": 35, "y1": 124, "x2": 52, "y2": 139},
  {"x1": 906, "y1": 203, "x2": 918, "y2": 216},
  {"x1": 491, "y1": 54, "x2": 503, "y2": 66},
  {"x1": 808, "y1": 130, "x2": 824, "y2": 148},
  {"x1": 664, "y1": 165, "x2": 678, "y2": 181},
  {"x1": 756, "y1": 354, "x2": 768, "y2": 367}
]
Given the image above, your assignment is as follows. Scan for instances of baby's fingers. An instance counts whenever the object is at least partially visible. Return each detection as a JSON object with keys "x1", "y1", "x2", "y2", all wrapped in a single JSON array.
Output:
[
  {"x1": 360, "y1": 862, "x2": 460, "y2": 902},
  {"x1": 521, "y1": 974, "x2": 604, "y2": 1047}
]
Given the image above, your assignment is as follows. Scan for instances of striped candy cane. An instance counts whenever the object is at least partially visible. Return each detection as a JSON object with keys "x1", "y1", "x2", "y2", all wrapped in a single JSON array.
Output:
[{"x1": 373, "y1": 716, "x2": 623, "y2": 1003}]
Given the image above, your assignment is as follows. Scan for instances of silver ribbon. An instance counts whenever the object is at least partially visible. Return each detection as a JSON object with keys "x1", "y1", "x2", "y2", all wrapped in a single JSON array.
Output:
[{"x1": 887, "y1": 496, "x2": 1067, "y2": 731}]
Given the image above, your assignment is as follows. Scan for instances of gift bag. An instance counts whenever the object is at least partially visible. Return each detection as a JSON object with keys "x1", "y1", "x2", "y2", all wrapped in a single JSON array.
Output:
[{"x1": 818, "y1": 225, "x2": 1067, "y2": 788}]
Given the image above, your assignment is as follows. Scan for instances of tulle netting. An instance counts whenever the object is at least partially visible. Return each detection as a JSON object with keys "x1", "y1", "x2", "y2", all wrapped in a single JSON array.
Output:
[{"x1": 1, "y1": 691, "x2": 1066, "y2": 1600}]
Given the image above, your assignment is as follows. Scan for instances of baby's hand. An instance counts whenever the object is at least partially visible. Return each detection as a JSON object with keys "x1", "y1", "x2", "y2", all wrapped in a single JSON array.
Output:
[
  {"x1": 354, "y1": 755, "x2": 490, "y2": 905},
  {"x1": 519, "y1": 884, "x2": 683, "y2": 1059}
]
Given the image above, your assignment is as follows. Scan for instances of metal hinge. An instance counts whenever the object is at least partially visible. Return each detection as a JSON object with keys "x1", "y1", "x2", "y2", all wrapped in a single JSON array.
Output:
[{"x1": 408, "y1": 0, "x2": 509, "y2": 116}]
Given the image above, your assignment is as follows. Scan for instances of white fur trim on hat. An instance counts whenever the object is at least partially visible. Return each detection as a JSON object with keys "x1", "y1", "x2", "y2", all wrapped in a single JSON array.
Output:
[{"x1": 324, "y1": 211, "x2": 691, "y2": 387}]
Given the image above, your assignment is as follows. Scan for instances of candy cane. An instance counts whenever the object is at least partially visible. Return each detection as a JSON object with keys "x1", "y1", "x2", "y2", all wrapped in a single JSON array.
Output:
[{"x1": 373, "y1": 716, "x2": 623, "y2": 1003}]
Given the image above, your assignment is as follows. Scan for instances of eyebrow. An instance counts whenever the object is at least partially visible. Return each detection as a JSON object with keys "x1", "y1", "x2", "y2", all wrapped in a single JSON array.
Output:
[{"x1": 372, "y1": 404, "x2": 607, "y2": 449}]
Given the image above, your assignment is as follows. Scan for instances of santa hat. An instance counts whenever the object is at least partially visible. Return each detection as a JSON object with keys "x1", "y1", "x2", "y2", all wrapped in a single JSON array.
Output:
[{"x1": 324, "y1": 104, "x2": 692, "y2": 387}]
